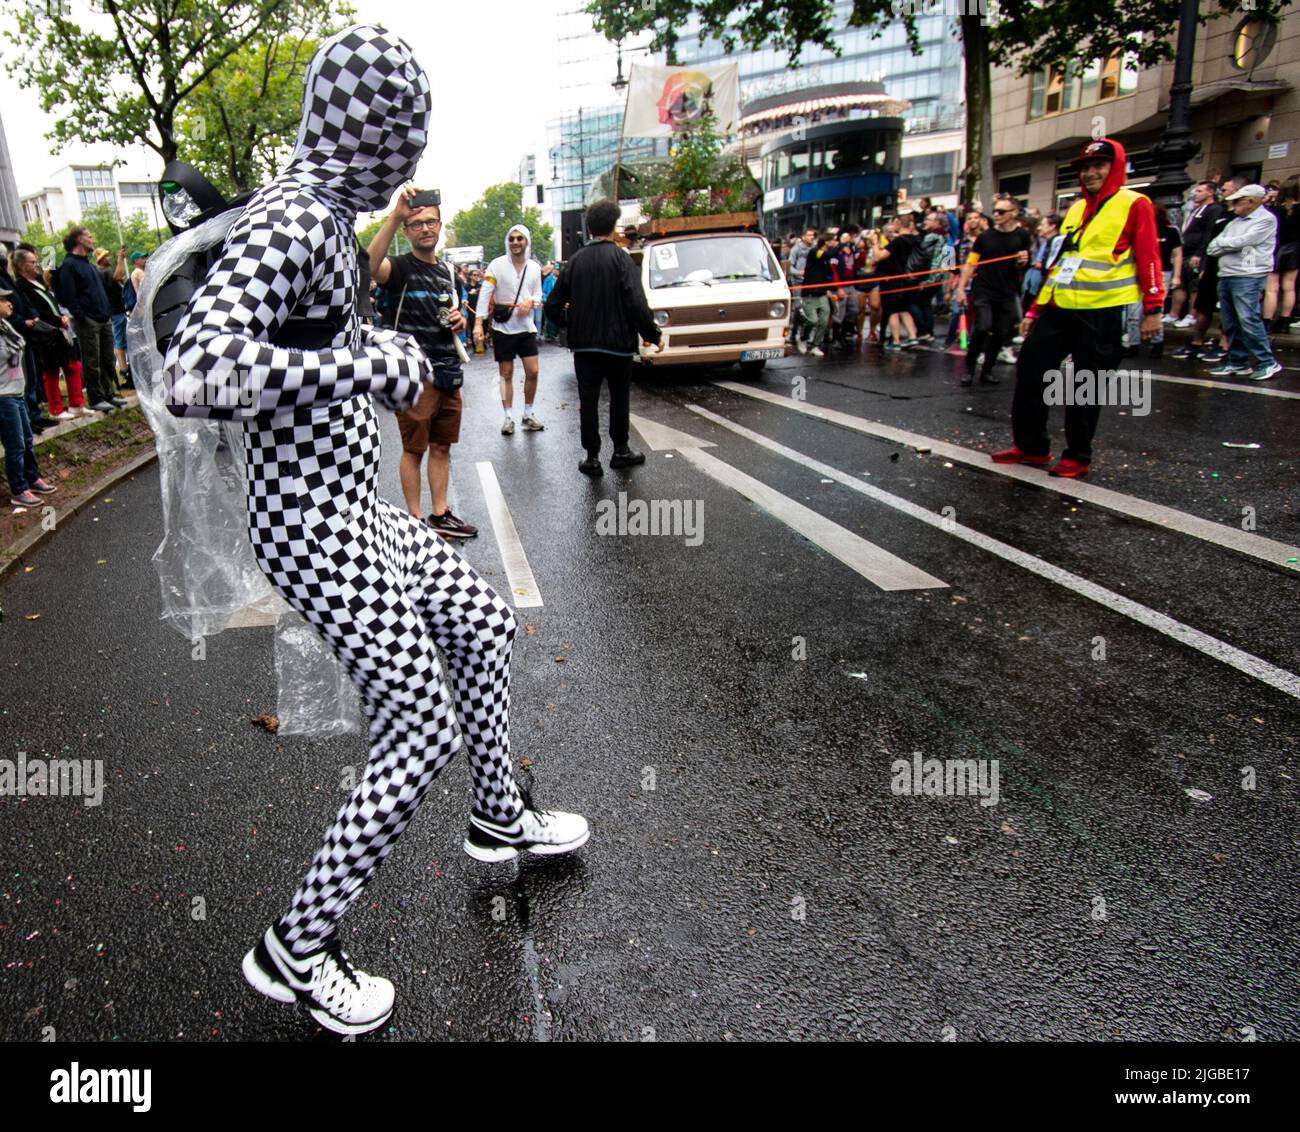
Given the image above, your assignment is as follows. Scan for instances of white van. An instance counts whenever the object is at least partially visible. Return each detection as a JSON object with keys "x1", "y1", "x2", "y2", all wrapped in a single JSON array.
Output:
[{"x1": 630, "y1": 230, "x2": 791, "y2": 377}]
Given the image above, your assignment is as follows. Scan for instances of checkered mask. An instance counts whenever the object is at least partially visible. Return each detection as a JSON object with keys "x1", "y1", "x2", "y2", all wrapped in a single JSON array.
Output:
[{"x1": 285, "y1": 24, "x2": 431, "y2": 215}]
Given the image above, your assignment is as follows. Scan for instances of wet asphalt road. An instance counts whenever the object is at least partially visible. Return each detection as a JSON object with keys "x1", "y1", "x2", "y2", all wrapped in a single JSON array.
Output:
[{"x1": 2, "y1": 336, "x2": 1297, "y2": 1042}]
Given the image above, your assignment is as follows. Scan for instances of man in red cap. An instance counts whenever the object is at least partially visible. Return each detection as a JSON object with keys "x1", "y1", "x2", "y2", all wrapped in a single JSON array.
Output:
[{"x1": 992, "y1": 138, "x2": 1164, "y2": 478}]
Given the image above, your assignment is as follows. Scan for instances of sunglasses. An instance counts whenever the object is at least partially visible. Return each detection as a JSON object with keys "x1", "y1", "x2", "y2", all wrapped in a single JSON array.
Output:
[
  {"x1": 992, "y1": 208, "x2": 1014, "y2": 215},
  {"x1": 508, "y1": 236, "x2": 527, "y2": 242}
]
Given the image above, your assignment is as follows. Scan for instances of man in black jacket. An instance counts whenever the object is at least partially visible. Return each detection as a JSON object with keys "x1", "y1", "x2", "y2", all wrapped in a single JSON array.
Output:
[
  {"x1": 543, "y1": 199, "x2": 663, "y2": 476},
  {"x1": 55, "y1": 227, "x2": 124, "y2": 411}
]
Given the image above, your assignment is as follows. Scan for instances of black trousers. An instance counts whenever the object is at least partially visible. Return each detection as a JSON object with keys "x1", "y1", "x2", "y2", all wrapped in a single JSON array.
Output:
[
  {"x1": 1012, "y1": 303, "x2": 1123, "y2": 464},
  {"x1": 574, "y1": 351, "x2": 632, "y2": 456},
  {"x1": 967, "y1": 295, "x2": 1018, "y2": 376}
]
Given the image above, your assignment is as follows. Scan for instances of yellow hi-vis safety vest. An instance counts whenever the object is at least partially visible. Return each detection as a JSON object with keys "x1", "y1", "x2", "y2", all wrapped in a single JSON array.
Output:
[{"x1": 1039, "y1": 187, "x2": 1143, "y2": 309}]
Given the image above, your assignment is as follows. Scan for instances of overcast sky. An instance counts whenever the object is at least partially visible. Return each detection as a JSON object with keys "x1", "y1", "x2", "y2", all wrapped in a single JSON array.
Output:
[{"x1": 0, "y1": 0, "x2": 568, "y2": 227}]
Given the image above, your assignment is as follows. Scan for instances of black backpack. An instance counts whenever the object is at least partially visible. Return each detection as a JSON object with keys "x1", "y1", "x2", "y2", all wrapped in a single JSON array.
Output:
[{"x1": 148, "y1": 162, "x2": 348, "y2": 362}]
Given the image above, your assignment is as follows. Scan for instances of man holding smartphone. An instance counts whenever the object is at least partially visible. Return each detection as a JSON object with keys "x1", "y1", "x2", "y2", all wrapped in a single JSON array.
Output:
[{"x1": 369, "y1": 184, "x2": 478, "y2": 539}]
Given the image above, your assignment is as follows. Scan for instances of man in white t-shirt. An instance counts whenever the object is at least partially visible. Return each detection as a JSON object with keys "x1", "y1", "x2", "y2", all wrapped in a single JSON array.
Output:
[{"x1": 474, "y1": 224, "x2": 544, "y2": 434}]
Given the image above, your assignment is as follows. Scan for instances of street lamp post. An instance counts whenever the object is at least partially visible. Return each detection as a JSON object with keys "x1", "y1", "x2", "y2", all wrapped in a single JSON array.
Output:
[{"x1": 1148, "y1": 0, "x2": 1202, "y2": 214}]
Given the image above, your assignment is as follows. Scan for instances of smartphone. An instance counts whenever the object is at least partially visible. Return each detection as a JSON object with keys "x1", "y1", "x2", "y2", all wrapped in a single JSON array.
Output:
[{"x1": 409, "y1": 189, "x2": 441, "y2": 208}]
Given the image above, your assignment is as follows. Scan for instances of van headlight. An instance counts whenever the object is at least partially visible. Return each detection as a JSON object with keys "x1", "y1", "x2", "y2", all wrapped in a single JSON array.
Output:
[
  {"x1": 654, "y1": 310, "x2": 670, "y2": 327},
  {"x1": 769, "y1": 301, "x2": 787, "y2": 318}
]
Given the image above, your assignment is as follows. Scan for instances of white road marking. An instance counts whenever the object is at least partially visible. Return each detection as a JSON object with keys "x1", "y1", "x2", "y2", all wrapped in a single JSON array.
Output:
[
  {"x1": 715, "y1": 381, "x2": 1300, "y2": 571},
  {"x1": 688, "y1": 404, "x2": 1300, "y2": 701},
  {"x1": 630, "y1": 413, "x2": 716, "y2": 451},
  {"x1": 1148, "y1": 372, "x2": 1300, "y2": 400},
  {"x1": 476, "y1": 461, "x2": 543, "y2": 608},
  {"x1": 676, "y1": 446, "x2": 947, "y2": 592}
]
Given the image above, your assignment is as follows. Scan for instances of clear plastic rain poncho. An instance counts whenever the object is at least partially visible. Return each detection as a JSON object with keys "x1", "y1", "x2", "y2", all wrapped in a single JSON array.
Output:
[{"x1": 126, "y1": 220, "x2": 363, "y2": 737}]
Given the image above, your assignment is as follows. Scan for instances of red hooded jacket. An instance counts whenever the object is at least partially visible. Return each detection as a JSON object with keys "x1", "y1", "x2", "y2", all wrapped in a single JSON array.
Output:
[{"x1": 1030, "y1": 138, "x2": 1165, "y2": 317}]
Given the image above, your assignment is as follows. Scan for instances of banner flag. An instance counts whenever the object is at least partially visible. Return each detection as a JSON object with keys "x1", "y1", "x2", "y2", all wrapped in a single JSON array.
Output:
[{"x1": 622, "y1": 62, "x2": 741, "y2": 138}]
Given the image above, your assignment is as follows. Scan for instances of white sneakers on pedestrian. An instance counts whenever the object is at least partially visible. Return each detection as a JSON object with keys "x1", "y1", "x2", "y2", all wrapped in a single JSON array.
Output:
[
  {"x1": 71, "y1": 405, "x2": 97, "y2": 416},
  {"x1": 49, "y1": 410, "x2": 74, "y2": 421},
  {"x1": 521, "y1": 415, "x2": 544, "y2": 431},
  {"x1": 243, "y1": 925, "x2": 395, "y2": 1036},
  {"x1": 463, "y1": 796, "x2": 590, "y2": 863},
  {"x1": 501, "y1": 417, "x2": 515, "y2": 435},
  {"x1": 1174, "y1": 315, "x2": 1196, "y2": 328},
  {"x1": 809, "y1": 346, "x2": 825, "y2": 357},
  {"x1": 795, "y1": 339, "x2": 808, "y2": 355}
]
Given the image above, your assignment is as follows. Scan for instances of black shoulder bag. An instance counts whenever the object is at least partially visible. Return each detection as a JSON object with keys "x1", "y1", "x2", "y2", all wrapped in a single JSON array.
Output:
[{"x1": 492, "y1": 262, "x2": 528, "y2": 323}]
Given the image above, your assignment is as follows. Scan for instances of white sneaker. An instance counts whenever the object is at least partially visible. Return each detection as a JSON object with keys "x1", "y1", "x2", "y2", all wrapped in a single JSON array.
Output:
[
  {"x1": 1162, "y1": 314, "x2": 1177, "y2": 324},
  {"x1": 810, "y1": 346, "x2": 825, "y2": 357},
  {"x1": 71, "y1": 405, "x2": 97, "y2": 416},
  {"x1": 997, "y1": 347, "x2": 1017, "y2": 363},
  {"x1": 464, "y1": 794, "x2": 590, "y2": 863},
  {"x1": 1175, "y1": 315, "x2": 1196, "y2": 328},
  {"x1": 795, "y1": 339, "x2": 808, "y2": 355},
  {"x1": 242, "y1": 925, "x2": 394, "y2": 1036},
  {"x1": 49, "y1": 410, "x2": 74, "y2": 421},
  {"x1": 1250, "y1": 361, "x2": 1283, "y2": 382},
  {"x1": 521, "y1": 415, "x2": 544, "y2": 431},
  {"x1": 501, "y1": 417, "x2": 515, "y2": 435}
]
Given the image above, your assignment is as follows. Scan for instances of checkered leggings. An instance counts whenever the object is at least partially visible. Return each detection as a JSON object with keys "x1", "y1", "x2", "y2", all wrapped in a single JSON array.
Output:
[{"x1": 246, "y1": 397, "x2": 523, "y2": 956}]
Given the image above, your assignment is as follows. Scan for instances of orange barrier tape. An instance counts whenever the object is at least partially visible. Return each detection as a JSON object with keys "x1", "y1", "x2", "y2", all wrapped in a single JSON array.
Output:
[{"x1": 789, "y1": 250, "x2": 1027, "y2": 295}]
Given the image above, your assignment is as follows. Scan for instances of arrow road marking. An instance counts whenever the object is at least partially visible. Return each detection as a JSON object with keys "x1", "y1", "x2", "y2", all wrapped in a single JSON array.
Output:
[
  {"x1": 688, "y1": 404, "x2": 1300, "y2": 702},
  {"x1": 630, "y1": 412, "x2": 945, "y2": 591},
  {"x1": 476, "y1": 461, "x2": 543, "y2": 608},
  {"x1": 715, "y1": 380, "x2": 1300, "y2": 571}
]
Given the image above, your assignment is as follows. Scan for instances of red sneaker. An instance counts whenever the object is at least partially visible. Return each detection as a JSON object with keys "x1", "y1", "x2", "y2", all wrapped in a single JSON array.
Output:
[
  {"x1": 1049, "y1": 457, "x2": 1090, "y2": 478},
  {"x1": 990, "y1": 446, "x2": 1052, "y2": 466}
]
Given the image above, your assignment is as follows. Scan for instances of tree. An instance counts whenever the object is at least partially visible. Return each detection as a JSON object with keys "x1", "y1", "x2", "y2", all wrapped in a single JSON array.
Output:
[
  {"x1": 179, "y1": 35, "x2": 323, "y2": 196},
  {"x1": 5, "y1": 0, "x2": 350, "y2": 168},
  {"x1": 21, "y1": 205, "x2": 168, "y2": 268},
  {"x1": 988, "y1": 0, "x2": 1290, "y2": 74},
  {"x1": 446, "y1": 183, "x2": 555, "y2": 262}
]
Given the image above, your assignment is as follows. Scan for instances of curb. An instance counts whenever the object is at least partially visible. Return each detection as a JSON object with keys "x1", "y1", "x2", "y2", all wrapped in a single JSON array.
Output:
[{"x1": 0, "y1": 447, "x2": 159, "y2": 580}]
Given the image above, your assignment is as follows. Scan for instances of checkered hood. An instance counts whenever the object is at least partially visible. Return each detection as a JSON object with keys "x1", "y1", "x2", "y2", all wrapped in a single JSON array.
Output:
[{"x1": 285, "y1": 24, "x2": 431, "y2": 215}]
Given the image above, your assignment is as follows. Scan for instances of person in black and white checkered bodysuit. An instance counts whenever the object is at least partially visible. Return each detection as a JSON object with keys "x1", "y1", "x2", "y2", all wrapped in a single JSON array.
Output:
[{"x1": 163, "y1": 25, "x2": 588, "y2": 1037}]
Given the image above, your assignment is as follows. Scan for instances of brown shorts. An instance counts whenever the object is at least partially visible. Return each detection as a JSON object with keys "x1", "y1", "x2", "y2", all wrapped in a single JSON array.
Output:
[{"x1": 397, "y1": 383, "x2": 462, "y2": 453}]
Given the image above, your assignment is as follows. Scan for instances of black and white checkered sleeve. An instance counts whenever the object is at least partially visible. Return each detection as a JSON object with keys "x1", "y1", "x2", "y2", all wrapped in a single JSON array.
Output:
[{"x1": 163, "y1": 191, "x2": 425, "y2": 419}]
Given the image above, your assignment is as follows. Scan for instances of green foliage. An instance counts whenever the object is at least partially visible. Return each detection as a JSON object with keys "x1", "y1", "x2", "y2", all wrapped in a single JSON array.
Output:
[
  {"x1": 18, "y1": 206, "x2": 167, "y2": 269},
  {"x1": 633, "y1": 115, "x2": 757, "y2": 219},
  {"x1": 179, "y1": 35, "x2": 323, "y2": 195},
  {"x1": 4, "y1": 0, "x2": 351, "y2": 165},
  {"x1": 989, "y1": 1, "x2": 1292, "y2": 75},
  {"x1": 446, "y1": 183, "x2": 555, "y2": 262},
  {"x1": 586, "y1": 1, "x2": 919, "y2": 66}
]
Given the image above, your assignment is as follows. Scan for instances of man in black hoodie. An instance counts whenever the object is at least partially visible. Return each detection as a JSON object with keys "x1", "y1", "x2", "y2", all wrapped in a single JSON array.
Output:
[{"x1": 544, "y1": 199, "x2": 663, "y2": 476}]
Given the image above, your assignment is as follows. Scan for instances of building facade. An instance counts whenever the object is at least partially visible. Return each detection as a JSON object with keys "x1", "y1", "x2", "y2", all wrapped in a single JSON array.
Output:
[
  {"x1": 991, "y1": 5, "x2": 1299, "y2": 213},
  {"x1": 18, "y1": 157, "x2": 163, "y2": 238}
]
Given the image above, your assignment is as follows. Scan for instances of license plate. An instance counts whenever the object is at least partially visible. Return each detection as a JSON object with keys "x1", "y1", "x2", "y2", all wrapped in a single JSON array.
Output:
[{"x1": 741, "y1": 348, "x2": 784, "y2": 361}]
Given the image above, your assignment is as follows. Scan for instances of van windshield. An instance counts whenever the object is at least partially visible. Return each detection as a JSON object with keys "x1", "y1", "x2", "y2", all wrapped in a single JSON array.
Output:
[{"x1": 646, "y1": 236, "x2": 777, "y2": 289}]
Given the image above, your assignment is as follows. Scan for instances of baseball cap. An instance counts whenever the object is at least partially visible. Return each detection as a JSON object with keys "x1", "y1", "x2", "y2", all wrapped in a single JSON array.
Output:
[
  {"x1": 0, "y1": 286, "x2": 12, "y2": 298},
  {"x1": 1224, "y1": 184, "x2": 1267, "y2": 201},
  {"x1": 130, "y1": 250, "x2": 148, "y2": 263},
  {"x1": 1071, "y1": 139, "x2": 1118, "y2": 165}
]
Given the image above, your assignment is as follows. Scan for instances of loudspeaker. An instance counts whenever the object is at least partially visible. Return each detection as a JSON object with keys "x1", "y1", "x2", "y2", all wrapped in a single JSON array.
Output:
[{"x1": 561, "y1": 209, "x2": 585, "y2": 260}]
